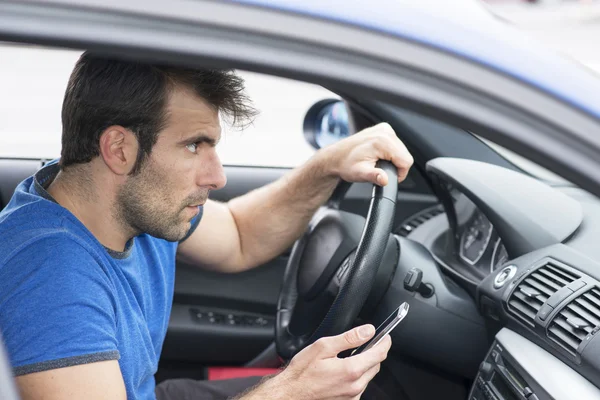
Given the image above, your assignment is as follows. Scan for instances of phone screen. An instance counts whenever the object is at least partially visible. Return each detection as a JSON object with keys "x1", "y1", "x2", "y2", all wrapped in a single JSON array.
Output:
[{"x1": 351, "y1": 302, "x2": 409, "y2": 356}]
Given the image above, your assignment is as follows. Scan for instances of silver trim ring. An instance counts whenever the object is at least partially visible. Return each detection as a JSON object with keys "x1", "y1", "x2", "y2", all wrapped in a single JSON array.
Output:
[{"x1": 494, "y1": 265, "x2": 517, "y2": 289}]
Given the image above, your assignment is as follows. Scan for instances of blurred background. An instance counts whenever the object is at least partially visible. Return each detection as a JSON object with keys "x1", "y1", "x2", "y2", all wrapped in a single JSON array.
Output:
[{"x1": 0, "y1": 0, "x2": 599, "y2": 169}]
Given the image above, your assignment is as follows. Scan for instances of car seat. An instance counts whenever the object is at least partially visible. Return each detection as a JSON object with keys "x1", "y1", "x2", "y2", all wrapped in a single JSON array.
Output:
[{"x1": 0, "y1": 333, "x2": 20, "y2": 400}]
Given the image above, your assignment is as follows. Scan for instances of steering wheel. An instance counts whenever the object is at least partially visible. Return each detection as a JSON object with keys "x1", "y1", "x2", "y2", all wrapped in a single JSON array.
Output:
[{"x1": 276, "y1": 161, "x2": 398, "y2": 359}]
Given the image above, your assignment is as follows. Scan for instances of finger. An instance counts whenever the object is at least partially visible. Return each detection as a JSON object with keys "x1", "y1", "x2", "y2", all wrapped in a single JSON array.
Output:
[
  {"x1": 351, "y1": 334, "x2": 392, "y2": 370},
  {"x1": 372, "y1": 135, "x2": 412, "y2": 184},
  {"x1": 375, "y1": 168, "x2": 388, "y2": 186},
  {"x1": 384, "y1": 145, "x2": 412, "y2": 184},
  {"x1": 391, "y1": 142, "x2": 413, "y2": 183},
  {"x1": 361, "y1": 122, "x2": 393, "y2": 136},
  {"x1": 364, "y1": 363, "x2": 382, "y2": 384},
  {"x1": 351, "y1": 162, "x2": 387, "y2": 186},
  {"x1": 373, "y1": 122, "x2": 396, "y2": 137},
  {"x1": 312, "y1": 324, "x2": 375, "y2": 358},
  {"x1": 344, "y1": 363, "x2": 381, "y2": 399},
  {"x1": 356, "y1": 363, "x2": 382, "y2": 394},
  {"x1": 396, "y1": 154, "x2": 414, "y2": 183}
]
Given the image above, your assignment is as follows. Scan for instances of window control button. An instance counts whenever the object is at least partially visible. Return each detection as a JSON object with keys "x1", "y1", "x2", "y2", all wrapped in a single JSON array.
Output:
[{"x1": 190, "y1": 309, "x2": 273, "y2": 326}]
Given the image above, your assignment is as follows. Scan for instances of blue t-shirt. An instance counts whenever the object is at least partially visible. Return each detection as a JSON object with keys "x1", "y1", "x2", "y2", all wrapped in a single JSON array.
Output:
[{"x1": 0, "y1": 161, "x2": 202, "y2": 399}]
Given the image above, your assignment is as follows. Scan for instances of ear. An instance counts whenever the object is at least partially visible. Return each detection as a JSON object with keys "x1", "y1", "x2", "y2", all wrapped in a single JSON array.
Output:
[{"x1": 98, "y1": 126, "x2": 138, "y2": 175}]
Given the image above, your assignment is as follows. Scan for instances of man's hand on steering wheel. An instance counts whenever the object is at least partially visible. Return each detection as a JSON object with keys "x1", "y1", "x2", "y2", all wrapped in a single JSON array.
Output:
[{"x1": 319, "y1": 122, "x2": 414, "y2": 187}]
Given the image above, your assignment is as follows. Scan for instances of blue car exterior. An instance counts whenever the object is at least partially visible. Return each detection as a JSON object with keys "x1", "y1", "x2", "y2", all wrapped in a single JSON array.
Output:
[{"x1": 235, "y1": 0, "x2": 600, "y2": 119}]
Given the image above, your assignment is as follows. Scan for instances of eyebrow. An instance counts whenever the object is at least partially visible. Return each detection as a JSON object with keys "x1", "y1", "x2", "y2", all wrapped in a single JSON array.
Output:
[{"x1": 178, "y1": 133, "x2": 220, "y2": 147}]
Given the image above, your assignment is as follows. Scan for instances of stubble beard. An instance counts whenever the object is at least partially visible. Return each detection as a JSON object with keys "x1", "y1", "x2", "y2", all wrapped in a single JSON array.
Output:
[{"x1": 114, "y1": 163, "x2": 201, "y2": 242}]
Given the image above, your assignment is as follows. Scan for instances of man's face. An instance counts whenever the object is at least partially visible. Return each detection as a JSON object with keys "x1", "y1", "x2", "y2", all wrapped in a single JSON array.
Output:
[{"x1": 116, "y1": 85, "x2": 226, "y2": 241}]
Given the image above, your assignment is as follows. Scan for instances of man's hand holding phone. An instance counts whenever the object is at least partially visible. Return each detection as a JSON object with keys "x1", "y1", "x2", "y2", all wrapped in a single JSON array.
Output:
[
  {"x1": 241, "y1": 324, "x2": 391, "y2": 400},
  {"x1": 241, "y1": 303, "x2": 409, "y2": 400}
]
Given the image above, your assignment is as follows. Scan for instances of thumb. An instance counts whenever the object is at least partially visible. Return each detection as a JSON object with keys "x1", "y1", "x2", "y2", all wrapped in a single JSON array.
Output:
[
  {"x1": 351, "y1": 163, "x2": 388, "y2": 186},
  {"x1": 321, "y1": 325, "x2": 375, "y2": 357},
  {"x1": 374, "y1": 168, "x2": 389, "y2": 186}
]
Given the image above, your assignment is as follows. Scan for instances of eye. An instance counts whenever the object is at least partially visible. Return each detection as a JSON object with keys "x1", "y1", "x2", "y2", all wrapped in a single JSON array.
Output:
[{"x1": 185, "y1": 143, "x2": 198, "y2": 153}]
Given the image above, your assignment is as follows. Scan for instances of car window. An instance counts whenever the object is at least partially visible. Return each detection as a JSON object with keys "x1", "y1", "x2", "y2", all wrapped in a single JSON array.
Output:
[
  {"x1": 0, "y1": 44, "x2": 76, "y2": 159},
  {"x1": 0, "y1": 45, "x2": 338, "y2": 168},
  {"x1": 218, "y1": 71, "x2": 338, "y2": 167}
]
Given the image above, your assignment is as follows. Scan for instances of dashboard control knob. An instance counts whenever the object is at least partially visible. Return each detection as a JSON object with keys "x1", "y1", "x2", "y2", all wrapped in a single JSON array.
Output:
[
  {"x1": 494, "y1": 265, "x2": 517, "y2": 289},
  {"x1": 479, "y1": 361, "x2": 494, "y2": 380},
  {"x1": 404, "y1": 268, "x2": 434, "y2": 298}
]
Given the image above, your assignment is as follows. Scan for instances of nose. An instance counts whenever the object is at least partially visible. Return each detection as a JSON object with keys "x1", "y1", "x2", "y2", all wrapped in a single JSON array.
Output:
[{"x1": 201, "y1": 149, "x2": 227, "y2": 190}]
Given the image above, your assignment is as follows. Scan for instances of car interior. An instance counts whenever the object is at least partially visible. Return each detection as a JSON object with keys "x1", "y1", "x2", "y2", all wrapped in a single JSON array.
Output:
[{"x1": 2, "y1": 40, "x2": 600, "y2": 400}]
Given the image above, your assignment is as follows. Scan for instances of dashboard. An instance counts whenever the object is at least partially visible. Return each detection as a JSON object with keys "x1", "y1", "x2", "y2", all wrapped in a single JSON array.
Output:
[
  {"x1": 351, "y1": 157, "x2": 600, "y2": 400},
  {"x1": 393, "y1": 157, "x2": 600, "y2": 400}
]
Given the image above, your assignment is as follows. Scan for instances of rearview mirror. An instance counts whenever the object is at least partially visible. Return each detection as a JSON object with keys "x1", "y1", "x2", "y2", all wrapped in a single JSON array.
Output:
[{"x1": 303, "y1": 100, "x2": 349, "y2": 149}]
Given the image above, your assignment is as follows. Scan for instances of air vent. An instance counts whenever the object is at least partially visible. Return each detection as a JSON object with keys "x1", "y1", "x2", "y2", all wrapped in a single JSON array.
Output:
[
  {"x1": 396, "y1": 205, "x2": 444, "y2": 237},
  {"x1": 548, "y1": 287, "x2": 600, "y2": 356},
  {"x1": 508, "y1": 262, "x2": 579, "y2": 327}
]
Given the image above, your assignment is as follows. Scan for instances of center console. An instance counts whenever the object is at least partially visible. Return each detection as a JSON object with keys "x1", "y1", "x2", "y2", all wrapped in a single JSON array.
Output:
[
  {"x1": 469, "y1": 329, "x2": 600, "y2": 400},
  {"x1": 469, "y1": 341, "x2": 544, "y2": 400}
]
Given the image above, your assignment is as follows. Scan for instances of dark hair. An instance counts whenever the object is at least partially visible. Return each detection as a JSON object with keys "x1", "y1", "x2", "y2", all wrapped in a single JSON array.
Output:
[{"x1": 60, "y1": 52, "x2": 257, "y2": 174}]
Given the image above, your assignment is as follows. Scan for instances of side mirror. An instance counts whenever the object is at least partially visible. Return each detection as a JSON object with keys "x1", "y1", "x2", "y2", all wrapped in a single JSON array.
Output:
[{"x1": 303, "y1": 100, "x2": 350, "y2": 149}]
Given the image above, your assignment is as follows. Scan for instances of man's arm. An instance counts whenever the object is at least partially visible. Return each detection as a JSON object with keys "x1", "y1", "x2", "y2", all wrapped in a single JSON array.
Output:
[
  {"x1": 177, "y1": 123, "x2": 413, "y2": 273},
  {"x1": 16, "y1": 361, "x2": 126, "y2": 400},
  {"x1": 176, "y1": 156, "x2": 339, "y2": 273}
]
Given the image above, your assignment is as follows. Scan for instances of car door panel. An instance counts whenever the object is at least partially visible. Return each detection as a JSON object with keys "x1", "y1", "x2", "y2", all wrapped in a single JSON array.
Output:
[{"x1": 162, "y1": 258, "x2": 285, "y2": 365}]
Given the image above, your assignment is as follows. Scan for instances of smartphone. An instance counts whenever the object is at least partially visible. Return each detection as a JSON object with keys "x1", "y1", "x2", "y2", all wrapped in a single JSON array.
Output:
[{"x1": 351, "y1": 302, "x2": 410, "y2": 356}]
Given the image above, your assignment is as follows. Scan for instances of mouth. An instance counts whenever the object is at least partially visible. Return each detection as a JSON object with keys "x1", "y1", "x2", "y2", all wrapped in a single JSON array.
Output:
[
  {"x1": 186, "y1": 198, "x2": 206, "y2": 208},
  {"x1": 185, "y1": 205, "x2": 201, "y2": 217},
  {"x1": 184, "y1": 192, "x2": 208, "y2": 212}
]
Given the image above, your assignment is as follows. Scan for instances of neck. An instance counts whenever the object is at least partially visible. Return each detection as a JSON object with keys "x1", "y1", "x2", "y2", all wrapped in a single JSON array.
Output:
[{"x1": 47, "y1": 168, "x2": 133, "y2": 252}]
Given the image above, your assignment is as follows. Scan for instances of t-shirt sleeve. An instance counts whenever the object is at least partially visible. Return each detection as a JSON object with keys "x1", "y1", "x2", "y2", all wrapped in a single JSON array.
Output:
[
  {"x1": 0, "y1": 235, "x2": 120, "y2": 376},
  {"x1": 178, "y1": 205, "x2": 204, "y2": 244}
]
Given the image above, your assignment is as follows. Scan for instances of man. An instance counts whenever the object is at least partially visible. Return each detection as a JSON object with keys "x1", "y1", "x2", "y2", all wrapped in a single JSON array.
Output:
[{"x1": 0, "y1": 52, "x2": 413, "y2": 399}]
